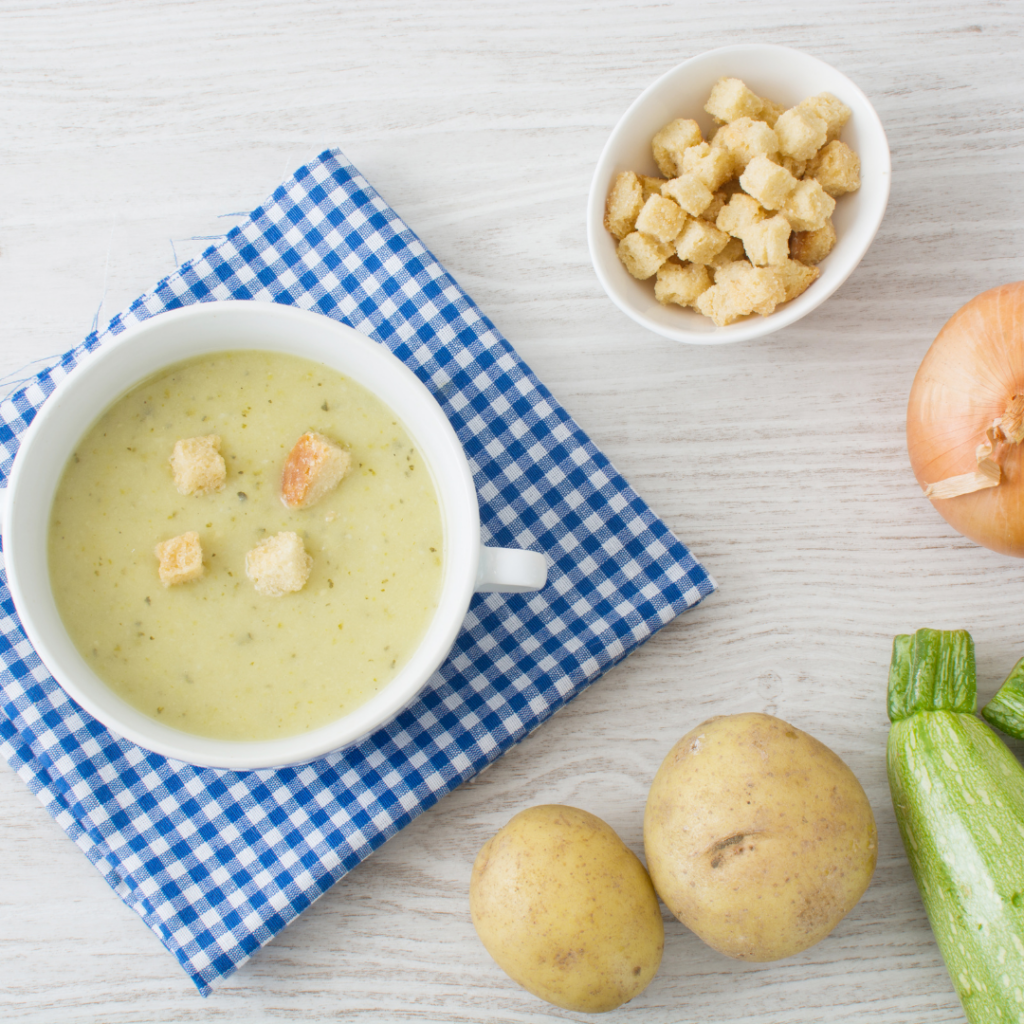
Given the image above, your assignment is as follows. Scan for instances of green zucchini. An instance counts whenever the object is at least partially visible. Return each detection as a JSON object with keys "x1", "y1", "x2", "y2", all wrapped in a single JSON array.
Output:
[
  {"x1": 887, "y1": 628, "x2": 1024, "y2": 1023},
  {"x1": 983, "y1": 656, "x2": 1024, "y2": 739}
]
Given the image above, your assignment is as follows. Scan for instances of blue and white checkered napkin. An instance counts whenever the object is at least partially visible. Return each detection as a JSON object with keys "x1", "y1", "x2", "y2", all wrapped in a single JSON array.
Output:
[{"x1": 0, "y1": 150, "x2": 714, "y2": 994}]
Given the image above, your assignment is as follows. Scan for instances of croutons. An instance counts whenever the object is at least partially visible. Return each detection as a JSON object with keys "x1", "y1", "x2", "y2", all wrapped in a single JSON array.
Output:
[
  {"x1": 712, "y1": 117, "x2": 779, "y2": 172},
  {"x1": 603, "y1": 171, "x2": 643, "y2": 239},
  {"x1": 170, "y1": 435, "x2": 226, "y2": 496},
  {"x1": 790, "y1": 219, "x2": 837, "y2": 265},
  {"x1": 705, "y1": 78, "x2": 770, "y2": 124},
  {"x1": 695, "y1": 261, "x2": 786, "y2": 326},
  {"x1": 682, "y1": 142, "x2": 735, "y2": 192},
  {"x1": 654, "y1": 262, "x2": 712, "y2": 308},
  {"x1": 774, "y1": 107, "x2": 828, "y2": 162},
  {"x1": 782, "y1": 178, "x2": 836, "y2": 232},
  {"x1": 154, "y1": 531, "x2": 204, "y2": 588},
  {"x1": 651, "y1": 119, "x2": 703, "y2": 177},
  {"x1": 617, "y1": 231, "x2": 673, "y2": 279},
  {"x1": 797, "y1": 92, "x2": 851, "y2": 143},
  {"x1": 603, "y1": 77, "x2": 860, "y2": 326},
  {"x1": 739, "y1": 154, "x2": 798, "y2": 211},
  {"x1": 709, "y1": 236, "x2": 746, "y2": 270},
  {"x1": 769, "y1": 259, "x2": 821, "y2": 302},
  {"x1": 638, "y1": 174, "x2": 669, "y2": 201},
  {"x1": 806, "y1": 140, "x2": 861, "y2": 197},
  {"x1": 780, "y1": 156, "x2": 808, "y2": 179},
  {"x1": 281, "y1": 432, "x2": 351, "y2": 510},
  {"x1": 674, "y1": 218, "x2": 730, "y2": 265},
  {"x1": 701, "y1": 191, "x2": 730, "y2": 223},
  {"x1": 680, "y1": 141, "x2": 709, "y2": 173},
  {"x1": 245, "y1": 531, "x2": 313, "y2": 597},
  {"x1": 634, "y1": 195, "x2": 687, "y2": 243},
  {"x1": 661, "y1": 173, "x2": 713, "y2": 217},
  {"x1": 716, "y1": 193, "x2": 767, "y2": 237},
  {"x1": 758, "y1": 98, "x2": 786, "y2": 129},
  {"x1": 741, "y1": 215, "x2": 792, "y2": 267}
]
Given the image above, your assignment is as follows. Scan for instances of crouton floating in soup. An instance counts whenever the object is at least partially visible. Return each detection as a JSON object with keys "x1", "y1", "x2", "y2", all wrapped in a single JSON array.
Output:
[
  {"x1": 154, "y1": 531, "x2": 205, "y2": 588},
  {"x1": 281, "y1": 431, "x2": 351, "y2": 510},
  {"x1": 245, "y1": 531, "x2": 313, "y2": 597},
  {"x1": 170, "y1": 434, "x2": 226, "y2": 496}
]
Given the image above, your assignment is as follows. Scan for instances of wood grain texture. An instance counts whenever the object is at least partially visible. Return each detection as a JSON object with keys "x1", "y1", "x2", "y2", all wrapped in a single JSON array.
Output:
[{"x1": 2, "y1": 0, "x2": 1024, "y2": 1020}]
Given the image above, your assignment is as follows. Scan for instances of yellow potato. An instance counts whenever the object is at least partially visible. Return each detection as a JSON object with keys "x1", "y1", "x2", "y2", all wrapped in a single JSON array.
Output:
[
  {"x1": 470, "y1": 804, "x2": 664, "y2": 1013},
  {"x1": 643, "y1": 712, "x2": 876, "y2": 961}
]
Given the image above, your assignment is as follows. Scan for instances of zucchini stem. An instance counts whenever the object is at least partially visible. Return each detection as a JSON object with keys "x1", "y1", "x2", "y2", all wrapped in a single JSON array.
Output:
[
  {"x1": 982, "y1": 655, "x2": 1024, "y2": 738},
  {"x1": 887, "y1": 628, "x2": 976, "y2": 723}
]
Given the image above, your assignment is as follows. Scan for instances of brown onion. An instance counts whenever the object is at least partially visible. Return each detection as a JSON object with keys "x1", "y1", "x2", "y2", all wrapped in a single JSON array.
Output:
[{"x1": 907, "y1": 281, "x2": 1024, "y2": 557}]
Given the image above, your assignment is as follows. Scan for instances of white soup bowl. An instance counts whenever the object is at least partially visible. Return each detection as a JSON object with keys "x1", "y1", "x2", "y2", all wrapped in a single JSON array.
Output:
[{"x1": 2, "y1": 302, "x2": 547, "y2": 770}]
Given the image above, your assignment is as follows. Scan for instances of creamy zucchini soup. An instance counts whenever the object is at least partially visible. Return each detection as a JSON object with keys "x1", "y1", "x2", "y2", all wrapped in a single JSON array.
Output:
[{"x1": 48, "y1": 350, "x2": 443, "y2": 741}]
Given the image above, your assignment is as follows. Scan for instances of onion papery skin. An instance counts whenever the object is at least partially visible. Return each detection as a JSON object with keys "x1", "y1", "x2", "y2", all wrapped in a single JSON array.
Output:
[{"x1": 907, "y1": 281, "x2": 1024, "y2": 558}]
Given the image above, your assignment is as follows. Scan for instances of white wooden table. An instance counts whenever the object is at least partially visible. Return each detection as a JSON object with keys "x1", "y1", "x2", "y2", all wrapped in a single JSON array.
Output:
[{"x1": 2, "y1": 2, "x2": 1022, "y2": 1021}]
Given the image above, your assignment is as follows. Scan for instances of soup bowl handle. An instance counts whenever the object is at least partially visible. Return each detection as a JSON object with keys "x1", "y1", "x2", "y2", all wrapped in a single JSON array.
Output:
[{"x1": 475, "y1": 546, "x2": 547, "y2": 594}]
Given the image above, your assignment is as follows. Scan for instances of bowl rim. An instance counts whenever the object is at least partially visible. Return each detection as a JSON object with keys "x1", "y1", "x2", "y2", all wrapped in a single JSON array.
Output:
[
  {"x1": 586, "y1": 43, "x2": 891, "y2": 345},
  {"x1": 3, "y1": 301, "x2": 480, "y2": 770}
]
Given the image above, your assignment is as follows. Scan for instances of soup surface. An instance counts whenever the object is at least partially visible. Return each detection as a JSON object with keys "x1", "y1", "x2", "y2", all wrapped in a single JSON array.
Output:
[{"x1": 49, "y1": 350, "x2": 443, "y2": 741}]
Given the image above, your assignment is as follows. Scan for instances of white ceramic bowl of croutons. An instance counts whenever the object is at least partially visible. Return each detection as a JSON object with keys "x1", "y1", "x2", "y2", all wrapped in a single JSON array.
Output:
[{"x1": 587, "y1": 44, "x2": 890, "y2": 345}]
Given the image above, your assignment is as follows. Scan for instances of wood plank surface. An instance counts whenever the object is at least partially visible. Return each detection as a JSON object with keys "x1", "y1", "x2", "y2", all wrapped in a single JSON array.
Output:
[{"x1": 2, "y1": 1, "x2": 1024, "y2": 1020}]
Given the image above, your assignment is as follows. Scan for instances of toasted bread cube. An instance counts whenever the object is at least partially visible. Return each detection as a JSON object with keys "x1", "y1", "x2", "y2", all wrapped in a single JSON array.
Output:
[
  {"x1": 790, "y1": 219, "x2": 837, "y2": 264},
  {"x1": 704, "y1": 78, "x2": 766, "y2": 123},
  {"x1": 717, "y1": 261, "x2": 787, "y2": 315},
  {"x1": 709, "y1": 236, "x2": 746, "y2": 270},
  {"x1": 281, "y1": 432, "x2": 351, "y2": 510},
  {"x1": 682, "y1": 142, "x2": 735, "y2": 191},
  {"x1": 695, "y1": 276, "x2": 780, "y2": 325},
  {"x1": 701, "y1": 190, "x2": 729, "y2": 223},
  {"x1": 782, "y1": 178, "x2": 836, "y2": 232},
  {"x1": 245, "y1": 531, "x2": 313, "y2": 597},
  {"x1": 806, "y1": 140, "x2": 861, "y2": 196},
  {"x1": 638, "y1": 174, "x2": 669, "y2": 201},
  {"x1": 739, "y1": 154, "x2": 798, "y2": 211},
  {"x1": 696, "y1": 261, "x2": 786, "y2": 325},
  {"x1": 710, "y1": 259, "x2": 750, "y2": 287},
  {"x1": 634, "y1": 194, "x2": 687, "y2": 243},
  {"x1": 154, "y1": 531, "x2": 204, "y2": 588},
  {"x1": 661, "y1": 174, "x2": 713, "y2": 217},
  {"x1": 716, "y1": 193, "x2": 767, "y2": 237},
  {"x1": 797, "y1": 92, "x2": 851, "y2": 143},
  {"x1": 741, "y1": 215, "x2": 792, "y2": 267},
  {"x1": 768, "y1": 259, "x2": 821, "y2": 302},
  {"x1": 774, "y1": 107, "x2": 828, "y2": 162},
  {"x1": 604, "y1": 171, "x2": 644, "y2": 239},
  {"x1": 759, "y1": 98, "x2": 786, "y2": 128},
  {"x1": 712, "y1": 117, "x2": 779, "y2": 172},
  {"x1": 674, "y1": 218, "x2": 730, "y2": 265},
  {"x1": 781, "y1": 155, "x2": 808, "y2": 179},
  {"x1": 654, "y1": 261, "x2": 712, "y2": 307},
  {"x1": 681, "y1": 142, "x2": 709, "y2": 173},
  {"x1": 652, "y1": 119, "x2": 703, "y2": 177},
  {"x1": 170, "y1": 435, "x2": 226, "y2": 496},
  {"x1": 694, "y1": 284, "x2": 733, "y2": 325},
  {"x1": 617, "y1": 231, "x2": 673, "y2": 280}
]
